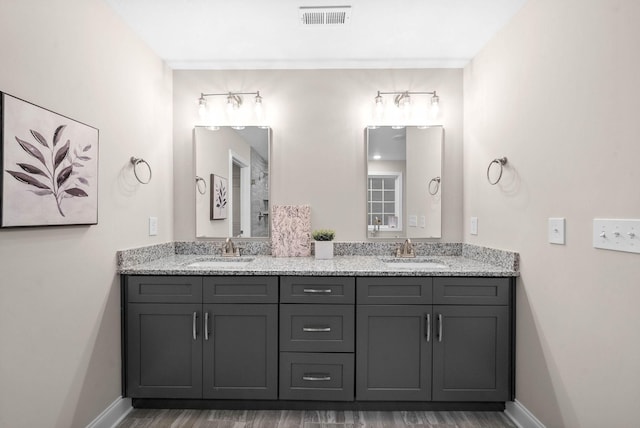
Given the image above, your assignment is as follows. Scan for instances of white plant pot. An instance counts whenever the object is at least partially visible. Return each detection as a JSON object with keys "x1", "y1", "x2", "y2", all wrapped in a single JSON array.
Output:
[{"x1": 314, "y1": 241, "x2": 334, "y2": 259}]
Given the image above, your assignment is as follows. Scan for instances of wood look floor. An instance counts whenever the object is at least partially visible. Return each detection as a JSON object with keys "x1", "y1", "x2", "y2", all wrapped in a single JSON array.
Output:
[{"x1": 115, "y1": 409, "x2": 517, "y2": 428}]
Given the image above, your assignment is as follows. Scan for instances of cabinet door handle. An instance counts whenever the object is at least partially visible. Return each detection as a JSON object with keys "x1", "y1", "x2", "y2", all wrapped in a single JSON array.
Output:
[
  {"x1": 303, "y1": 288, "x2": 332, "y2": 294},
  {"x1": 303, "y1": 374, "x2": 331, "y2": 381},
  {"x1": 438, "y1": 313, "x2": 443, "y2": 342},
  {"x1": 303, "y1": 326, "x2": 331, "y2": 332},
  {"x1": 192, "y1": 312, "x2": 197, "y2": 340},
  {"x1": 425, "y1": 314, "x2": 431, "y2": 342},
  {"x1": 204, "y1": 312, "x2": 209, "y2": 341}
]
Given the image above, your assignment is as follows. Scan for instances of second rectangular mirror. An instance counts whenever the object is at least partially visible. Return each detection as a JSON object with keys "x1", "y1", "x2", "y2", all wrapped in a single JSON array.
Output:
[
  {"x1": 366, "y1": 126, "x2": 443, "y2": 239},
  {"x1": 195, "y1": 126, "x2": 270, "y2": 239}
]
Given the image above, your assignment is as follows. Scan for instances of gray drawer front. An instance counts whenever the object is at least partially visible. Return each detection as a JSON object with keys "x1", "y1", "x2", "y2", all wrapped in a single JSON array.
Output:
[
  {"x1": 280, "y1": 304, "x2": 354, "y2": 352},
  {"x1": 433, "y1": 277, "x2": 511, "y2": 305},
  {"x1": 279, "y1": 352, "x2": 354, "y2": 401},
  {"x1": 280, "y1": 277, "x2": 355, "y2": 304},
  {"x1": 127, "y1": 276, "x2": 202, "y2": 303},
  {"x1": 203, "y1": 276, "x2": 278, "y2": 303},
  {"x1": 356, "y1": 277, "x2": 433, "y2": 305}
]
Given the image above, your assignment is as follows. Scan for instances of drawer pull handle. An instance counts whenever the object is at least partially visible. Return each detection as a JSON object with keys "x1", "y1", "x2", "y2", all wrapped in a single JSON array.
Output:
[
  {"x1": 192, "y1": 312, "x2": 197, "y2": 340},
  {"x1": 303, "y1": 374, "x2": 331, "y2": 381},
  {"x1": 303, "y1": 326, "x2": 331, "y2": 332},
  {"x1": 438, "y1": 313, "x2": 443, "y2": 342},
  {"x1": 303, "y1": 288, "x2": 332, "y2": 294},
  {"x1": 425, "y1": 314, "x2": 431, "y2": 342},
  {"x1": 204, "y1": 312, "x2": 210, "y2": 341}
]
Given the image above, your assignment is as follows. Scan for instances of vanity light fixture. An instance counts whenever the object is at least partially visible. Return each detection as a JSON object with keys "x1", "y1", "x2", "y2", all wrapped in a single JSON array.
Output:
[
  {"x1": 373, "y1": 90, "x2": 440, "y2": 121},
  {"x1": 198, "y1": 90, "x2": 264, "y2": 121}
]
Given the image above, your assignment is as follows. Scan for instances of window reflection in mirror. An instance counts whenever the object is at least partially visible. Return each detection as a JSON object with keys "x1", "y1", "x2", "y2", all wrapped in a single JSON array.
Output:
[
  {"x1": 194, "y1": 126, "x2": 270, "y2": 239},
  {"x1": 366, "y1": 126, "x2": 443, "y2": 239}
]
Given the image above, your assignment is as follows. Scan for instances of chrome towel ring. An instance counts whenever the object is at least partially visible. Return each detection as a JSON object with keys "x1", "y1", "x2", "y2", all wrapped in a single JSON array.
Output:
[
  {"x1": 428, "y1": 177, "x2": 441, "y2": 195},
  {"x1": 195, "y1": 176, "x2": 207, "y2": 195},
  {"x1": 130, "y1": 157, "x2": 152, "y2": 184},
  {"x1": 487, "y1": 157, "x2": 508, "y2": 185}
]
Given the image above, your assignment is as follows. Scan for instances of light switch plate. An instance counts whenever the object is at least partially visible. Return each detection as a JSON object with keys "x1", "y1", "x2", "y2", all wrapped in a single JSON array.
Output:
[
  {"x1": 548, "y1": 218, "x2": 565, "y2": 245},
  {"x1": 149, "y1": 216, "x2": 158, "y2": 236},
  {"x1": 408, "y1": 215, "x2": 418, "y2": 227},
  {"x1": 593, "y1": 219, "x2": 640, "y2": 254},
  {"x1": 470, "y1": 217, "x2": 478, "y2": 235}
]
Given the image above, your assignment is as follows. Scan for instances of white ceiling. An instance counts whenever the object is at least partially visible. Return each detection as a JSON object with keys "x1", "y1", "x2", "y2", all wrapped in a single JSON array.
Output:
[{"x1": 103, "y1": 0, "x2": 527, "y2": 69}]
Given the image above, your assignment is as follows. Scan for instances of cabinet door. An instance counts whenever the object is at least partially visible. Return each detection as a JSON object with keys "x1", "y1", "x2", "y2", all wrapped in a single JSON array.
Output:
[
  {"x1": 356, "y1": 305, "x2": 432, "y2": 401},
  {"x1": 202, "y1": 304, "x2": 278, "y2": 399},
  {"x1": 432, "y1": 305, "x2": 510, "y2": 401},
  {"x1": 126, "y1": 303, "x2": 202, "y2": 398}
]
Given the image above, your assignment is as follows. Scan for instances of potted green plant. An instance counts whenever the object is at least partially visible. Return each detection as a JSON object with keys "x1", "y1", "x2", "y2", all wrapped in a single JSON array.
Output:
[{"x1": 312, "y1": 229, "x2": 335, "y2": 260}]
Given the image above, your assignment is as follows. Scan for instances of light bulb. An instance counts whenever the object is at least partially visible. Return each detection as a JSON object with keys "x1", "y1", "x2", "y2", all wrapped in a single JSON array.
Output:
[
  {"x1": 430, "y1": 93, "x2": 440, "y2": 118},
  {"x1": 374, "y1": 92, "x2": 384, "y2": 121},
  {"x1": 254, "y1": 91, "x2": 264, "y2": 121},
  {"x1": 400, "y1": 94, "x2": 411, "y2": 120},
  {"x1": 198, "y1": 95, "x2": 207, "y2": 119}
]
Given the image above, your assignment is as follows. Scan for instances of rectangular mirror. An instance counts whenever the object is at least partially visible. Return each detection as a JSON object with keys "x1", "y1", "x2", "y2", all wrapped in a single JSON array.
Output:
[
  {"x1": 194, "y1": 126, "x2": 271, "y2": 238},
  {"x1": 366, "y1": 126, "x2": 443, "y2": 239}
]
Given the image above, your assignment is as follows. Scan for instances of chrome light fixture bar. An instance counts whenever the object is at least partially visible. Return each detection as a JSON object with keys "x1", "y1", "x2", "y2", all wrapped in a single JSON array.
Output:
[
  {"x1": 198, "y1": 91, "x2": 264, "y2": 120},
  {"x1": 373, "y1": 90, "x2": 440, "y2": 121}
]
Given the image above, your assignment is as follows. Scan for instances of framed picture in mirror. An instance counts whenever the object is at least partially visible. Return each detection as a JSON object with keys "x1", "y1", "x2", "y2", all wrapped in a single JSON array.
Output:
[{"x1": 210, "y1": 173, "x2": 228, "y2": 220}]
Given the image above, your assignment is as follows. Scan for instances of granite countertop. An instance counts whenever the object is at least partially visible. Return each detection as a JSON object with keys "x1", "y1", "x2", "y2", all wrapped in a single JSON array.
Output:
[{"x1": 118, "y1": 254, "x2": 518, "y2": 277}]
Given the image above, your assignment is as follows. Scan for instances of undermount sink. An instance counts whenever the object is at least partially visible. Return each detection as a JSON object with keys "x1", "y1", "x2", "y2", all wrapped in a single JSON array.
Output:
[
  {"x1": 185, "y1": 257, "x2": 255, "y2": 269},
  {"x1": 379, "y1": 257, "x2": 449, "y2": 270}
]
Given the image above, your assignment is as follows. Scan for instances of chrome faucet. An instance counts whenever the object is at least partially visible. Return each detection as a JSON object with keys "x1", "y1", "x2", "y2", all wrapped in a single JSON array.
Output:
[
  {"x1": 222, "y1": 237, "x2": 240, "y2": 257},
  {"x1": 396, "y1": 238, "x2": 416, "y2": 258}
]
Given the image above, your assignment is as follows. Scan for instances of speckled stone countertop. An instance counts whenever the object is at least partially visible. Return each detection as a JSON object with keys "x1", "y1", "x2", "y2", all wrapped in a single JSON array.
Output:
[{"x1": 118, "y1": 253, "x2": 518, "y2": 277}]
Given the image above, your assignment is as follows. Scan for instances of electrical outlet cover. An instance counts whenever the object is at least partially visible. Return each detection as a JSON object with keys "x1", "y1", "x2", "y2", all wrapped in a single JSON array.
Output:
[{"x1": 548, "y1": 218, "x2": 565, "y2": 245}]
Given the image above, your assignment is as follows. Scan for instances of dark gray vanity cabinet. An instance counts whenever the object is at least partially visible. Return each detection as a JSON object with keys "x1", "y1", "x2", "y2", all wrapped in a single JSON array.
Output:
[
  {"x1": 356, "y1": 276, "x2": 513, "y2": 403},
  {"x1": 124, "y1": 275, "x2": 278, "y2": 400},
  {"x1": 431, "y1": 277, "x2": 511, "y2": 402},
  {"x1": 356, "y1": 277, "x2": 434, "y2": 401},
  {"x1": 279, "y1": 276, "x2": 356, "y2": 401}
]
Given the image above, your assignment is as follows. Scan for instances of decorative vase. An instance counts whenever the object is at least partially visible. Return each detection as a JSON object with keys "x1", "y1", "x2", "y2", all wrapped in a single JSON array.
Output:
[{"x1": 314, "y1": 240, "x2": 334, "y2": 260}]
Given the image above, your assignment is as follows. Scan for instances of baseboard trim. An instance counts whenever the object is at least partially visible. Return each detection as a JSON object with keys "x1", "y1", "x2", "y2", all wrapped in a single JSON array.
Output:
[
  {"x1": 505, "y1": 400, "x2": 546, "y2": 428},
  {"x1": 85, "y1": 396, "x2": 132, "y2": 428}
]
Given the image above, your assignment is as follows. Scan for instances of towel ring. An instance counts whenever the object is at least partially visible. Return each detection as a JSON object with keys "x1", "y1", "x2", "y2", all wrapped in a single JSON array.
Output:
[
  {"x1": 195, "y1": 176, "x2": 207, "y2": 195},
  {"x1": 487, "y1": 157, "x2": 508, "y2": 185},
  {"x1": 130, "y1": 157, "x2": 152, "y2": 184},
  {"x1": 428, "y1": 177, "x2": 441, "y2": 195}
]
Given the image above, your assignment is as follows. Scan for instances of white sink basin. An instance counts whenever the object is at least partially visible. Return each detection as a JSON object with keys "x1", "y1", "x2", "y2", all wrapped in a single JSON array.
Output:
[
  {"x1": 379, "y1": 257, "x2": 449, "y2": 270},
  {"x1": 185, "y1": 257, "x2": 254, "y2": 269}
]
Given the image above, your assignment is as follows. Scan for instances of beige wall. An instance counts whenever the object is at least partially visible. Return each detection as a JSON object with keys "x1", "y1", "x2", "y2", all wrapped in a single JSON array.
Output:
[
  {"x1": 0, "y1": 1, "x2": 173, "y2": 427},
  {"x1": 173, "y1": 69, "x2": 463, "y2": 242},
  {"x1": 464, "y1": 0, "x2": 640, "y2": 426}
]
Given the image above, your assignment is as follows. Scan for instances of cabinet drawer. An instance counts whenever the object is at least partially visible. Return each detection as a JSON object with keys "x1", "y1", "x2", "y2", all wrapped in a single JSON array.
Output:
[
  {"x1": 433, "y1": 277, "x2": 511, "y2": 305},
  {"x1": 356, "y1": 277, "x2": 433, "y2": 305},
  {"x1": 126, "y1": 276, "x2": 202, "y2": 303},
  {"x1": 279, "y1": 352, "x2": 354, "y2": 401},
  {"x1": 280, "y1": 276, "x2": 355, "y2": 304},
  {"x1": 203, "y1": 276, "x2": 278, "y2": 303},
  {"x1": 280, "y1": 304, "x2": 354, "y2": 352}
]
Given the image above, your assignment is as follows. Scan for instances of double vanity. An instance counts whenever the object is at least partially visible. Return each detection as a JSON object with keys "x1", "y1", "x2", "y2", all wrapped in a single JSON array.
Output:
[{"x1": 118, "y1": 242, "x2": 518, "y2": 411}]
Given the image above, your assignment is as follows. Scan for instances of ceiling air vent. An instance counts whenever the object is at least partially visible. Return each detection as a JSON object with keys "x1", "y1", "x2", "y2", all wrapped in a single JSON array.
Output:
[{"x1": 299, "y1": 6, "x2": 351, "y2": 26}]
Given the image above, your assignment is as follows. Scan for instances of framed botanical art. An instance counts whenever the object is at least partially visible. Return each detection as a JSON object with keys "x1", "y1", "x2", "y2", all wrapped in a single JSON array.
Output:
[
  {"x1": 210, "y1": 173, "x2": 228, "y2": 220},
  {"x1": 1, "y1": 92, "x2": 99, "y2": 227}
]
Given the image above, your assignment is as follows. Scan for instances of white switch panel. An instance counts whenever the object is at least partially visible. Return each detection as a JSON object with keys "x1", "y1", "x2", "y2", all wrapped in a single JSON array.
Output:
[
  {"x1": 470, "y1": 217, "x2": 478, "y2": 235},
  {"x1": 149, "y1": 216, "x2": 158, "y2": 236},
  {"x1": 420, "y1": 216, "x2": 426, "y2": 228},
  {"x1": 593, "y1": 219, "x2": 640, "y2": 254},
  {"x1": 548, "y1": 218, "x2": 566, "y2": 245},
  {"x1": 408, "y1": 215, "x2": 418, "y2": 227}
]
